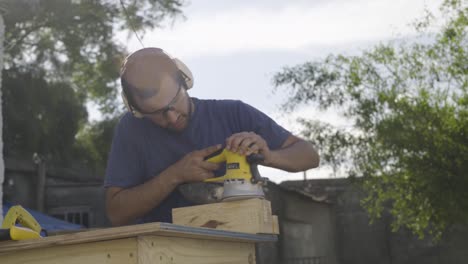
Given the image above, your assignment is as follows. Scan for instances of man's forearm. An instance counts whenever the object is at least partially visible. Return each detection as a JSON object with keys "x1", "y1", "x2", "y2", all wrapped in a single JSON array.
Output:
[
  {"x1": 106, "y1": 168, "x2": 180, "y2": 226},
  {"x1": 265, "y1": 139, "x2": 319, "y2": 172}
]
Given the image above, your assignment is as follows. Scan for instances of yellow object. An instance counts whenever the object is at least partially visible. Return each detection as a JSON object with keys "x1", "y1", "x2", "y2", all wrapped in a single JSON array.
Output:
[
  {"x1": 1, "y1": 205, "x2": 42, "y2": 240},
  {"x1": 9, "y1": 226, "x2": 42, "y2": 240},
  {"x1": 204, "y1": 149, "x2": 252, "y2": 182}
]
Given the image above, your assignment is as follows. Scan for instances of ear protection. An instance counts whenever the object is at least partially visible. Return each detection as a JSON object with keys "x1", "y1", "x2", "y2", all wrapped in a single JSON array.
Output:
[{"x1": 121, "y1": 48, "x2": 194, "y2": 118}]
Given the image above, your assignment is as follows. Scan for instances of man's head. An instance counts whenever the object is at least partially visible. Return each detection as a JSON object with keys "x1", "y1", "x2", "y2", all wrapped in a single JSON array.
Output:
[{"x1": 121, "y1": 47, "x2": 193, "y2": 132}]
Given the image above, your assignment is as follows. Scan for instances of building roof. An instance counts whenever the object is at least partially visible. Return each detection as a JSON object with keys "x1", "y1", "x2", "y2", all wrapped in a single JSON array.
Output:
[
  {"x1": 268, "y1": 181, "x2": 333, "y2": 204},
  {"x1": 279, "y1": 178, "x2": 351, "y2": 203}
]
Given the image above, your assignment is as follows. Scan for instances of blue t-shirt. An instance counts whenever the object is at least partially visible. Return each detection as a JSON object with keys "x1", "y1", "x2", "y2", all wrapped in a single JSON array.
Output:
[{"x1": 104, "y1": 98, "x2": 291, "y2": 223}]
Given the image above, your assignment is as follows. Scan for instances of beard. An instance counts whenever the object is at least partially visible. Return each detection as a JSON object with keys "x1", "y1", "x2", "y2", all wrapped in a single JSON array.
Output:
[
  {"x1": 166, "y1": 113, "x2": 189, "y2": 132},
  {"x1": 167, "y1": 97, "x2": 193, "y2": 132}
]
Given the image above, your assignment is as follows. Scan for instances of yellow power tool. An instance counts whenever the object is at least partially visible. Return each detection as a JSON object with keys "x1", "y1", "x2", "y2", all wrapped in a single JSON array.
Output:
[
  {"x1": 204, "y1": 149, "x2": 268, "y2": 201},
  {"x1": 0, "y1": 205, "x2": 43, "y2": 241}
]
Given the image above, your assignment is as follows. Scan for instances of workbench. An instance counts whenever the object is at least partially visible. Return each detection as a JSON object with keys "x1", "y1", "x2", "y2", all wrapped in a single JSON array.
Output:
[{"x1": 0, "y1": 222, "x2": 276, "y2": 264}]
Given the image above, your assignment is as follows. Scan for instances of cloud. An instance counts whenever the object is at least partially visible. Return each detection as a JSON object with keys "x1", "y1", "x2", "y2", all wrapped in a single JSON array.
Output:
[
  {"x1": 126, "y1": 0, "x2": 442, "y2": 58},
  {"x1": 114, "y1": 0, "x2": 443, "y2": 183}
]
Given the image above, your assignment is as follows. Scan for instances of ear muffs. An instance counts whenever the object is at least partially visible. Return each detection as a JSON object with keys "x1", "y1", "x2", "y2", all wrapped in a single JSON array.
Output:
[
  {"x1": 173, "y1": 58, "x2": 193, "y2": 90},
  {"x1": 121, "y1": 90, "x2": 143, "y2": 118},
  {"x1": 121, "y1": 49, "x2": 194, "y2": 118}
]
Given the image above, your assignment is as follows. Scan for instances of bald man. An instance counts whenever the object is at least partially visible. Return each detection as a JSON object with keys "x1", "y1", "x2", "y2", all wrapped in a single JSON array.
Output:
[{"x1": 104, "y1": 47, "x2": 319, "y2": 226}]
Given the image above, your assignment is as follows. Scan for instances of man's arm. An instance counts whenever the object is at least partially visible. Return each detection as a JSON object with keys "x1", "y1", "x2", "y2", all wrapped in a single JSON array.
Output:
[
  {"x1": 226, "y1": 133, "x2": 319, "y2": 173},
  {"x1": 106, "y1": 145, "x2": 221, "y2": 226},
  {"x1": 265, "y1": 135, "x2": 319, "y2": 172},
  {"x1": 106, "y1": 169, "x2": 179, "y2": 226}
]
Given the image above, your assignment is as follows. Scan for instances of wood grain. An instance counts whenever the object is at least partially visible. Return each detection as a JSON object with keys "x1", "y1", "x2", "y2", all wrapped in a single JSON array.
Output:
[
  {"x1": 0, "y1": 238, "x2": 137, "y2": 264},
  {"x1": 138, "y1": 235, "x2": 255, "y2": 264},
  {"x1": 0, "y1": 222, "x2": 276, "y2": 254},
  {"x1": 172, "y1": 199, "x2": 279, "y2": 234}
]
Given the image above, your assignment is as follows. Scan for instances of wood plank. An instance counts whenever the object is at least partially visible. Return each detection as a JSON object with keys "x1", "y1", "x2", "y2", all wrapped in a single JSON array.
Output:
[
  {"x1": 172, "y1": 199, "x2": 279, "y2": 234},
  {"x1": 272, "y1": 215, "x2": 279, "y2": 234},
  {"x1": 0, "y1": 222, "x2": 276, "y2": 254},
  {"x1": 138, "y1": 235, "x2": 255, "y2": 264},
  {"x1": 0, "y1": 238, "x2": 137, "y2": 264}
]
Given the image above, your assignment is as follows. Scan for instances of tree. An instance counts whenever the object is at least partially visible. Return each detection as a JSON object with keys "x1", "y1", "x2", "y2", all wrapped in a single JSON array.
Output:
[
  {"x1": 74, "y1": 117, "x2": 120, "y2": 172},
  {"x1": 1, "y1": 0, "x2": 184, "y2": 168},
  {"x1": 3, "y1": 68, "x2": 87, "y2": 163},
  {"x1": 273, "y1": 0, "x2": 467, "y2": 239}
]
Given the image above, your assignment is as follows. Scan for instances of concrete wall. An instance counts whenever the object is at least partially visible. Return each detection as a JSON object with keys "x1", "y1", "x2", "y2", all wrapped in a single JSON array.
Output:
[
  {"x1": 281, "y1": 193, "x2": 336, "y2": 262},
  {"x1": 256, "y1": 182, "x2": 337, "y2": 264},
  {"x1": 334, "y1": 182, "x2": 392, "y2": 264},
  {"x1": 332, "y1": 181, "x2": 468, "y2": 264},
  {"x1": 3, "y1": 158, "x2": 108, "y2": 228},
  {"x1": 0, "y1": 14, "x2": 4, "y2": 225},
  {"x1": 282, "y1": 179, "x2": 468, "y2": 264}
]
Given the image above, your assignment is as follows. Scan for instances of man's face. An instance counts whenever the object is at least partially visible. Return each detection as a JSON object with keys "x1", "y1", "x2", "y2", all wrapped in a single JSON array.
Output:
[{"x1": 133, "y1": 73, "x2": 191, "y2": 132}]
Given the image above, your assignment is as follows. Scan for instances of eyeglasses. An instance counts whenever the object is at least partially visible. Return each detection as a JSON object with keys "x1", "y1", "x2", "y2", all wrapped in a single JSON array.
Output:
[{"x1": 139, "y1": 83, "x2": 183, "y2": 117}]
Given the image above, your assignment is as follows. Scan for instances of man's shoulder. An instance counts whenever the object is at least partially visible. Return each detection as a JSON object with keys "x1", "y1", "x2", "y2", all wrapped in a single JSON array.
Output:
[
  {"x1": 118, "y1": 112, "x2": 141, "y2": 127},
  {"x1": 115, "y1": 112, "x2": 152, "y2": 135},
  {"x1": 196, "y1": 98, "x2": 246, "y2": 110}
]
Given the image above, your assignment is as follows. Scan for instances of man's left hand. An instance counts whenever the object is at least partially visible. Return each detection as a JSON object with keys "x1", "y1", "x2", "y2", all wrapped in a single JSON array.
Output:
[{"x1": 225, "y1": 132, "x2": 271, "y2": 159}]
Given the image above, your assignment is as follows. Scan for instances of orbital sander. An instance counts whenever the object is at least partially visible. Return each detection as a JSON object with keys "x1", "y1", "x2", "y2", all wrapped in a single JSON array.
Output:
[{"x1": 177, "y1": 149, "x2": 268, "y2": 204}]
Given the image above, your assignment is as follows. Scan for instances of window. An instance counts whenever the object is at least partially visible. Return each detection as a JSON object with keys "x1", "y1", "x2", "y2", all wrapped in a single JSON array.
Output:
[{"x1": 49, "y1": 206, "x2": 92, "y2": 228}]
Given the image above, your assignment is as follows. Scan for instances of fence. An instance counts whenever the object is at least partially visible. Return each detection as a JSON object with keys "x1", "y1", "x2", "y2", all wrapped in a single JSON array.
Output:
[{"x1": 284, "y1": 256, "x2": 329, "y2": 264}]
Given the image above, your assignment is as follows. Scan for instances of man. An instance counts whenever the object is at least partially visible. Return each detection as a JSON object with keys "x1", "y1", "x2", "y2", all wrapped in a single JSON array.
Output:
[{"x1": 105, "y1": 47, "x2": 319, "y2": 226}]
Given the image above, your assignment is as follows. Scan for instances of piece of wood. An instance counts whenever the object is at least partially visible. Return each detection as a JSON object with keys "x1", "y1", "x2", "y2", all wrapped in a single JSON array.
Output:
[
  {"x1": 0, "y1": 238, "x2": 137, "y2": 264},
  {"x1": 138, "y1": 235, "x2": 255, "y2": 264},
  {"x1": 272, "y1": 215, "x2": 279, "y2": 234},
  {"x1": 172, "y1": 198, "x2": 279, "y2": 234},
  {"x1": 0, "y1": 235, "x2": 257, "y2": 264},
  {"x1": 0, "y1": 222, "x2": 276, "y2": 254}
]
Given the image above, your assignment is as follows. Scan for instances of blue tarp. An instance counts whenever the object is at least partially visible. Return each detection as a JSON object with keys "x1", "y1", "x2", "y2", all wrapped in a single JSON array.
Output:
[{"x1": 2, "y1": 202, "x2": 83, "y2": 232}]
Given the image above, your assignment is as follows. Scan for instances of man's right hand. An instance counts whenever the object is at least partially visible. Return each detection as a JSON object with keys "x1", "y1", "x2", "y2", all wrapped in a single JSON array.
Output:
[{"x1": 170, "y1": 144, "x2": 222, "y2": 184}]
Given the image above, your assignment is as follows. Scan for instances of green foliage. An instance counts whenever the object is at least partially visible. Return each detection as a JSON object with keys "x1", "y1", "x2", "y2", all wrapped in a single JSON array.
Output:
[
  {"x1": 2, "y1": 0, "x2": 184, "y2": 113},
  {"x1": 1, "y1": 0, "x2": 184, "y2": 169},
  {"x1": 3, "y1": 69, "x2": 87, "y2": 163},
  {"x1": 273, "y1": 0, "x2": 468, "y2": 239},
  {"x1": 74, "y1": 117, "x2": 120, "y2": 174}
]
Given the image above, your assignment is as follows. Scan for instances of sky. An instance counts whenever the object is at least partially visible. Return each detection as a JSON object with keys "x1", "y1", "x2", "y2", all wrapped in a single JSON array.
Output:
[{"x1": 112, "y1": 0, "x2": 443, "y2": 183}]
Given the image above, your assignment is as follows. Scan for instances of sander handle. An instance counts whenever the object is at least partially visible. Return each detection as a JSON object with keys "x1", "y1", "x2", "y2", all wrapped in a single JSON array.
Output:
[{"x1": 246, "y1": 154, "x2": 268, "y2": 184}]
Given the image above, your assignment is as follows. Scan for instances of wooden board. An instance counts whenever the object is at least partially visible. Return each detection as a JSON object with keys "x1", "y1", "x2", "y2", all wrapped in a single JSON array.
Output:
[
  {"x1": 172, "y1": 198, "x2": 279, "y2": 234},
  {"x1": 138, "y1": 235, "x2": 255, "y2": 264},
  {"x1": 0, "y1": 235, "x2": 257, "y2": 264},
  {"x1": 272, "y1": 215, "x2": 279, "y2": 234},
  {"x1": 0, "y1": 238, "x2": 137, "y2": 264},
  {"x1": 0, "y1": 222, "x2": 276, "y2": 254}
]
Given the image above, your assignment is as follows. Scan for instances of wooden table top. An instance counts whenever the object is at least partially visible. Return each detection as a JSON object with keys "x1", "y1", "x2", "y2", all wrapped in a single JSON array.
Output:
[{"x1": 0, "y1": 222, "x2": 277, "y2": 253}]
